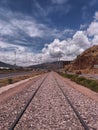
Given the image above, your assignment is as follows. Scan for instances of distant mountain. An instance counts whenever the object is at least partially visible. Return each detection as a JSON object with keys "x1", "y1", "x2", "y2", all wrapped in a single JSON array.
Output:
[
  {"x1": 0, "y1": 61, "x2": 17, "y2": 69},
  {"x1": 28, "y1": 61, "x2": 71, "y2": 70}
]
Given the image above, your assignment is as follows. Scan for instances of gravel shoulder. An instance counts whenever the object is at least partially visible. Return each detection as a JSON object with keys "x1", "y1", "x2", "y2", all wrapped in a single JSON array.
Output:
[
  {"x1": 61, "y1": 75, "x2": 98, "y2": 102},
  {"x1": 0, "y1": 74, "x2": 47, "y2": 129},
  {"x1": 55, "y1": 72, "x2": 98, "y2": 129},
  {"x1": 0, "y1": 75, "x2": 40, "y2": 103}
]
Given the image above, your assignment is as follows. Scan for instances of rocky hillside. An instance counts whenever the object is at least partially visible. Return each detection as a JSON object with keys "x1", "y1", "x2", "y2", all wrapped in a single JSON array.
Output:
[{"x1": 66, "y1": 45, "x2": 98, "y2": 71}]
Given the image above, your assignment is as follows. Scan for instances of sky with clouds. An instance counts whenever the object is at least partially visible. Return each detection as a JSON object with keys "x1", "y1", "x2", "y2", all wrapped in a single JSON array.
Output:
[{"x1": 0, "y1": 0, "x2": 98, "y2": 66}]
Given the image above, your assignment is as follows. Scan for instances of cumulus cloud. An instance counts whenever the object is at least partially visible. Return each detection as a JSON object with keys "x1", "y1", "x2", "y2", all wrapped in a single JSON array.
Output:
[
  {"x1": 42, "y1": 39, "x2": 65, "y2": 58},
  {"x1": 0, "y1": 7, "x2": 74, "y2": 66},
  {"x1": 92, "y1": 35, "x2": 98, "y2": 45},
  {"x1": 87, "y1": 11, "x2": 98, "y2": 46},
  {"x1": 30, "y1": 11, "x2": 98, "y2": 66},
  {"x1": 40, "y1": 31, "x2": 90, "y2": 63},
  {"x1": 73, "y1": 31, "x2": 90, "y2": 48},
  {"x1": 0, "y1": 23, "x2": 93, "y2": 66},
  {"x1": 1, "y1": 31, "x2": 90, "y2": 66},
  {"x1": 0, "y1": 10, "x2": 98, "y2": 66},
  {"x1": 87, "y1": 22, "x2": 98, "y2": 36},
  {"x1": 87, "y1": 11, "x2": 98, "y2": 36}
]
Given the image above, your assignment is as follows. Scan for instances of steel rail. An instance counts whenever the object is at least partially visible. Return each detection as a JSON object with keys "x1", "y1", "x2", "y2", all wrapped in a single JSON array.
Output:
[
  {"x1": 9, "y1": 74, "x2": 48, "y2": 130},
  {"x1": 55, "y1": 77, "x2": 90, "y2": 130}
]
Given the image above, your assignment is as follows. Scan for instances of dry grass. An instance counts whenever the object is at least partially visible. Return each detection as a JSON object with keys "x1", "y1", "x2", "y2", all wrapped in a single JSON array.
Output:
[
  {"x1": 60, "y1": 73, "x2": 98, "y2": 92},
  {"x1": 0, "y1": 72, "x2": 43, "y2": 88},
  {"x1": 0, "y1": 79, "x2": 8, "y2": 87}
]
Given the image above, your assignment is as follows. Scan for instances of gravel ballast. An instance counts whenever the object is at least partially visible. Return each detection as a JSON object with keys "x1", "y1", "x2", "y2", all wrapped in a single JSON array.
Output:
[
  {"x1": 0, "y1": 74, "x2": 47, "y2": 130},
  {"x1": 55, "y1": 72, "x2": 98, "y2": 130},
  {"x1": 0, "y1": 72, "x2": 98, "y2": 130},
  {"x1": 15, "y1": 72, "x2": 84, "y2": 130}
]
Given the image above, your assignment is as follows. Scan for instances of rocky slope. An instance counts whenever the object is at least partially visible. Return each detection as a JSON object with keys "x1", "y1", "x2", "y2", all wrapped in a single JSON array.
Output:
[{"x1": 65, "y1": 45, "x2": 98, "y2": 73}]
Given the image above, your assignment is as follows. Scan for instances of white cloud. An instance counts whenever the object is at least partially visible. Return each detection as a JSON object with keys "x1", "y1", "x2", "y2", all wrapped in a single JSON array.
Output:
[
  {"x1": 92, "y1": 35, "x2": 98, "y2": 45},
  {"x1": 0, "y1": 17, "x2": 44, "y2": 38},
  {"x1": 11, "y1": 19, "x2": 44, "y2": 37},
  {"x1": 42, "y1": 28, "x2": 74, "y2": 39},
  {"x1": 1, "y1": 9, "x2": 98, "y2": 66},
  {"x1": 94, "y1": 12, "x2": 98, "y2": 21},
  {"x1": 82, "y1": 6, "x2": 88, "y2": 20},
  {"x1": 29, "y1": 12, "x2": 98, "y2": 66},
  {"x1": 0, "y1": 41, "x2": 30, "y2": 66},
  {"x1": 0, "y1": 8, "x2": 48, "y2": 38},
  {"x1": 87, "y1": 22, "x2": 98, "y2": 36},
  {"x1": 89, "y1": 0, "x2": 97, "y2": 7},
  {"x1": 0, "y1": 30, "x2": 91, "y2": 66},
  {"x1": 40, "y1": 31, "x2": 90, "y2": 63},
  {"x1": 45, "y1": 39, "x2": 65, "y2": 58},
  {"x1": 86, "y1": 12, "x2": 98, "y2": 47},
  {"x1": 87, "y1": 12, "x2": 98, "y2": 36},
  {"x1": 0, "y1": 20, "x2": 14, "y2": 36},
  {"x1": 34, "y1": 0, "x2": 48, "y2": 17},
  {"x1": 51, "y1": 0, "x2": 68, "y2": 4},
  {"x1": 1, "y1": 42, "x2": 25, "y2": 53},
  {"x1": 0, "y1": 7, "x2": 73, "y2": 41},
  {"x1": 80, "y1": 24, "x2": 88, "y2": 29},
  {"x1": 73, "y1": 31, "x2": 90, "y2": 48},
  {"x1": 0, "y1": 7, "x2": 74, "y2": 66}
]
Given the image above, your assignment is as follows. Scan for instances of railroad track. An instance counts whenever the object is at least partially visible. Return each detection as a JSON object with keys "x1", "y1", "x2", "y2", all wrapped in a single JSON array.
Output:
[
  {"x1": 0, "y1": 73, "x2": 48, "y2": 130},
  {"x1": 54, "y1": 72, "x2": 97, "y2": 130},
  {"x1": 0, "y1": 72, "x2": 97, "y2": 129},
  {"x1": 9, "y1": 73, "x2": 84, "y2": 130},
  {"x1": 54, "y1": 77, "x2": 90, "y2": 130},
  {"x1": 9, "y1": 74, "x2": 48, "y2": 130}
]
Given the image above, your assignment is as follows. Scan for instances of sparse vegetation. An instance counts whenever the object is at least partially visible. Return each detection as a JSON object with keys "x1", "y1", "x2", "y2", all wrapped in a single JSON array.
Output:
[
  {"x1": 60, "y1": 73, "x2": 98, "y2": 92},
  {"x1": 8, "y1": 78, "x2": 13, "y2": 84},
  {"x1": 0, "y1": 72, "x2": 43, "y2": 88},
  {"x1": 0, "y1": 68, "x2": 33, "y2": 74},
  {"x1": 0, "y1": 76, "x2": 30, "y2": 87}
]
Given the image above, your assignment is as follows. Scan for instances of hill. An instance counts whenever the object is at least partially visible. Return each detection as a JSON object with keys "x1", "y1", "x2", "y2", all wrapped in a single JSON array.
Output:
[
  {"x1": 65, "y1": 45, "x2": 98, "y2": 73},
  {"x1": 28, "y1": 61, "x2": 71, "y2": 70},
  {"x1": 0, "y1": 61, "x2": 17, "y2": 69}
]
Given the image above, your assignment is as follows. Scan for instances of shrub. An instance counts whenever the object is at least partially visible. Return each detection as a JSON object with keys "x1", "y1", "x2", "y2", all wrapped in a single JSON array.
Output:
[{"x1": 8, "y1": 78, "x2": 13, "y2": 84}]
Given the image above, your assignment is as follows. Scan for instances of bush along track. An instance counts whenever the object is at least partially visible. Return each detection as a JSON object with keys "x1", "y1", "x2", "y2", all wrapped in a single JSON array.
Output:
[{"x1": 60, "y1": 73, "x2": 98, "y2": 92}]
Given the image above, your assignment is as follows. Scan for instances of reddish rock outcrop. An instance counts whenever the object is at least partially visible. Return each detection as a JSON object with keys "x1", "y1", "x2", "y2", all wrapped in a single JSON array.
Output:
[{"x1": 65, "y1": 45, "x2": 98, "y2": 73}]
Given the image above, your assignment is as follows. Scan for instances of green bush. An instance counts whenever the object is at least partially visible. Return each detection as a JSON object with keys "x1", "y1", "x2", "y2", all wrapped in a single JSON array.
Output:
[
  {"x1": 77, "y1": 76, "x2": 86, "y2": 82},
  {"x1": 64, "y1": 74, "x2": 78, "y2": 79}
]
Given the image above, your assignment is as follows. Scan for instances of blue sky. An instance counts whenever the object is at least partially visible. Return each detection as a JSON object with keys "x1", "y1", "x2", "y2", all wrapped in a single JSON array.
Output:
[{"x1": 0, "y1": 0, "x2": 98, "y2": 66}]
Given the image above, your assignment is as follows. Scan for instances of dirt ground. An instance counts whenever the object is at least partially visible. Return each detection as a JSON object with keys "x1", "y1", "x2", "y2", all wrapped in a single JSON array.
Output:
[{"x1": 62, "y1": 76, "x2": 98, "y2": 102}]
